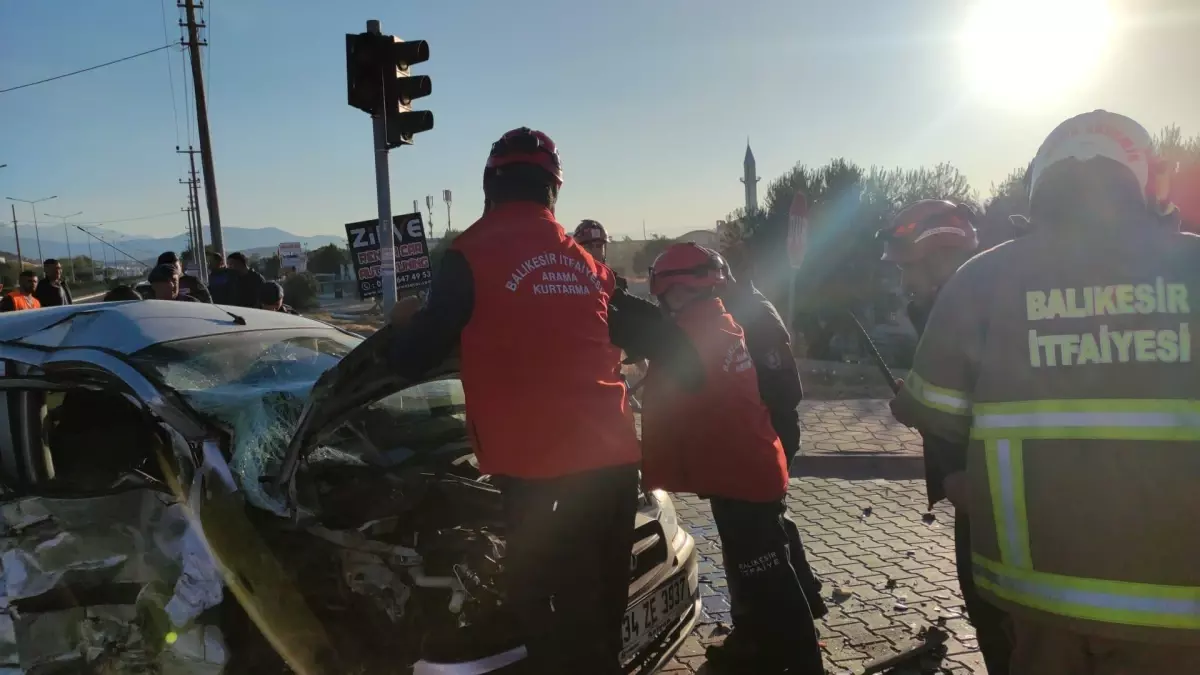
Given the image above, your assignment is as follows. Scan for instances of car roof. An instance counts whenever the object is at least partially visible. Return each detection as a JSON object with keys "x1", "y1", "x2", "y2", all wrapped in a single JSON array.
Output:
[{"x1": 0, "y1": 300, "x2": 340, "y2": 355}]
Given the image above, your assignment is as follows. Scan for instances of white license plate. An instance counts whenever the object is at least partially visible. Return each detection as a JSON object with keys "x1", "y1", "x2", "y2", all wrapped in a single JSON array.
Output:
[{"x1": 621, "y1": 574, "x2": 690, "y2": 660}]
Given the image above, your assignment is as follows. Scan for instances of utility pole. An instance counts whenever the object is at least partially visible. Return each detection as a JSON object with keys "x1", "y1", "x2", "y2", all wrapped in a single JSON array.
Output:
[
  {"x1": 6, "y1": 195, "x2": 56, "y2": 262},
  {"x1": 181, "y1": 195, "x2": 198, "y2": 269},
  {"x1": 425, "y1": 194, "x2": 436, "y2": 240},
  {"x1": 177, "y1": 146, "x2": 208, "y2": 283},
  {"x1": 45, "y1": 211, "x2": 83, "y2": 283},
  {"x1": 180, "y1": 0, "x2": 224, "y2": 256},
  {"x1": 443, "y1": 189, "x2": 452, "y2": 233},
  {"x1": 10, "y1": 205, "x2": 22, "y2": 270}
]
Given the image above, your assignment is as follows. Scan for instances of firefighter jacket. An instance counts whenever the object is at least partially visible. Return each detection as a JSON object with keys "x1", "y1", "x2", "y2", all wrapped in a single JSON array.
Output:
[
  {"x1": 641, "y1": 297, "x2": 789, "y2": 503},
  {"x1": 906, "y1": 299, "x2": 967, "y2": 508},
  {"x1": 387, "y1": 201, "x2": 703, "y2": 480},
  {"x1": 891, "y1": 220, "x2": 1200, "y2": 645}
]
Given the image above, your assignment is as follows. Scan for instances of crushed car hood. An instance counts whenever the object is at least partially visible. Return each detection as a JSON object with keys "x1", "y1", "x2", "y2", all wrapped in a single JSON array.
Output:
[{"x1": 274, "y1": 324, "x2": 460, "y2": 493}]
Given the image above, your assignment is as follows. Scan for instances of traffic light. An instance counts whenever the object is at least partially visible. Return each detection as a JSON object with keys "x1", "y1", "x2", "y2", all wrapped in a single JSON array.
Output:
[
  {"x1": 345, "y1": 31, "x2": 434, "y2": 147},
  {"x1": 382, "y1": 38, "x2": 433, "y2": 147}
]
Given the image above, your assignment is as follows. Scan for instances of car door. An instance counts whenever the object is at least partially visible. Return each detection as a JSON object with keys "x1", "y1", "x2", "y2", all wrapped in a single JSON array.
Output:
[
  {"x1": 0, "y1": 354, "x2": 230, "y2": 673},
  {"x1": 274, "y1": 323, "x2": 460, "y2": 497},
  {"x1": 0, "y1": 351, "x2": 335, "y2": 675}
]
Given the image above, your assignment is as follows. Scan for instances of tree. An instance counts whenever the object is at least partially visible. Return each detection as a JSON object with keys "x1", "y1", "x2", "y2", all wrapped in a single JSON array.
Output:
[
  {"x1": 725, "y1": 157, "x2": 975, "y2": 359},
  {"x1": 632, "y1": 235, "x2": 674, "y2": 275},
  {"x1": 307, "y1": 243, "x2": 349, "y2": 275},
  {"x1": 429, "y1": 230, "x2": 461, "y2": 271},
  {"x1": 282, "y1": 272, "x2": 320, "y2": 311},
  {"x1": 260, "y1": 254, "x2": 283, "y2": 280}
]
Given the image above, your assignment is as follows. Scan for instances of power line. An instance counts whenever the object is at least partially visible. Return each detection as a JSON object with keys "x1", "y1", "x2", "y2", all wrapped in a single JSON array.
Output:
[
  {"x1": 175, "y1": 5, "x2": 196, "y2": 146},
  {"x1": 0, "y1": 44, "x2": 176, "y2": 94},
  {"x1": 160, "y1": 0, "x2": 184, "y2": 169}
]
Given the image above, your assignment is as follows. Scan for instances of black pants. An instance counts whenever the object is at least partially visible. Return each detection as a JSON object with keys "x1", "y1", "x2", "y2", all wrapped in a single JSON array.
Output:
[
  {"x1": 954, "y1": 514, "x2": 1013, "y2": 675},
  {"x1": 711, "y1": 497, "x2": 824, "y2": 671},
  {"x1": 495, "y1": 464, "x2": 640, "y2": 675}
]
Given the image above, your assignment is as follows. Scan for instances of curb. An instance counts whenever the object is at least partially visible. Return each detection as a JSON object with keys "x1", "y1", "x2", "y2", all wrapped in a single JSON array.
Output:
[{"x1": 792, "y1": 453, "x2": 924, "y2": 480}]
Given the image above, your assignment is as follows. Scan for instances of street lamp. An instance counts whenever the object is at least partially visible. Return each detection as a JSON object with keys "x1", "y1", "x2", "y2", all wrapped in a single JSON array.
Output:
[
  {"x1": 45, "y1": 211, "x2": 82, "y2": 283},
  {"x1": 6, "y1": 195, "x2": 57, "y2": 262}
]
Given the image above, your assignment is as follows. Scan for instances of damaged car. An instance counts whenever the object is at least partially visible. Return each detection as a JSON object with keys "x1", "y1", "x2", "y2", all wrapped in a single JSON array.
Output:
[{"x1": 0, "y1": 300, "x2": 700, "y2": 674}]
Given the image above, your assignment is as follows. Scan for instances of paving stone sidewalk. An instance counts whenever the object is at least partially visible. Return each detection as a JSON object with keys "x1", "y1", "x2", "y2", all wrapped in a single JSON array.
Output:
[
  {"x1": 799, "y1": 400, "x2": 922, "y2": 459},
  {"x1": 661, "y1": 477, "x2": 984, "y2": 675}
]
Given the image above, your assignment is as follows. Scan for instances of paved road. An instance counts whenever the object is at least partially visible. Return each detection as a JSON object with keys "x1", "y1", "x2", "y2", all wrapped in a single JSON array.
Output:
[{"x1": 662, "y1": 478, "x2": 984, "y2": 674}]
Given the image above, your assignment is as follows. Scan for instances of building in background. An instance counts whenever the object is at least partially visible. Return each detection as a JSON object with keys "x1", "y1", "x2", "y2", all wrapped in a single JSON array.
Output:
[{"x1": 278, "y1": 241, "x2": 306, "y2": 275}]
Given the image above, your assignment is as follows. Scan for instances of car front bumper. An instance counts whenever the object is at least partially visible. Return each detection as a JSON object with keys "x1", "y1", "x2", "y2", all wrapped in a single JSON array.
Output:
[{"x1": 625, "y1": 526, "x2": 701, "y2": 675}]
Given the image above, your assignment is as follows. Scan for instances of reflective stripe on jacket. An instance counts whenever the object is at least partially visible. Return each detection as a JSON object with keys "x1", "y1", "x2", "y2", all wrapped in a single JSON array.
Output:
[
  {"x1": 892, "y1": 222, "x2": 1200, "y2": 644},
  {"x1": 451, "y1": 201, "x2": 640, "y2": 479},
  {"x1": 641, "y1": 297, "x2": 788, "y2": 502}
]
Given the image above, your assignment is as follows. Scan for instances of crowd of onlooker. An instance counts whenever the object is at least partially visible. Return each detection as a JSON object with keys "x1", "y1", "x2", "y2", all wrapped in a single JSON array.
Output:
[{"x1": 0, "y1": 250, "x2": 297, "y2": 314}]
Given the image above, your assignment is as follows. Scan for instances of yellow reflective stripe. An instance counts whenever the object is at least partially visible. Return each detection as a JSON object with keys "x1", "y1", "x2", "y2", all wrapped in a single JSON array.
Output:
[
  {"x1": 985, "y1": 439, "x2": 1030, "y2": 569},
  {"x1": 905, "y1": 371, "x2": 970, "y2": 416},
  {"x1": 974, "y1": 554, "x2": 1200, "y2": 630},
  {"x1": 972, "y1": 399, "x2": 1200, "y2": 441}
]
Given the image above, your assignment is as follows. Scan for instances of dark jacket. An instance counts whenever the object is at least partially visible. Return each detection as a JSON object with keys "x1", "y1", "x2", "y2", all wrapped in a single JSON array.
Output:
[
  {"x1": 235, "y1": 269, "x2": 266, "y2": 308},
  {"x1": 906, "y1": 300, "x2": 966, "y2": 508},
  {"x1": 207, "y1": 268, "x2": 237, "y2": 305},
  {"x1": 723, "y1": 281, "x2": 805, "y2": 458},
  {"x1": 179, "y1": 275, "x2": 212, "y2": 303},
  {"x1": 34, "y1": 281, "x2": 72, "y2": 307}
]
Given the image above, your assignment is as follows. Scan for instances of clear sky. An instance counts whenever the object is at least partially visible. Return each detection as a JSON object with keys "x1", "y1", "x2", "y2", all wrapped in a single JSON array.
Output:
[{"x1": 2, "y1": 0, "x2": 1197, "y2": 240}]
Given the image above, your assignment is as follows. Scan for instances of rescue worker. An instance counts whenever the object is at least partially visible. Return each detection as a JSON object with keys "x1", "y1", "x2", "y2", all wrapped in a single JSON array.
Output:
[
  {"x1": 891, "y1": 109, "x2": 1200, "y2": 675},
  {"x1": 384, "y1": 127, "x2": 699, "y2": 674},
  {"x1": 716, "y1": 242, "x2": 827, "y2": 625},
  {"x1": 34, "y1": 259, "x2": 72, "y2": 307},
  {"x1": 573, "y1": 219, "x2": 627, "y2": 289},
  {"x1": 157, "y1": 251, "x2": 212, "y2": 302},
  {"x1": 642, "y1": 242, "x2": 825, "y2": 675},
  {"x1": 877, "y1": 199, "x2": 1012, "y2": 674},
  {"x1": 0, "y1": 270, "x2": 42, "y2": 312},
  {"x1": 207, "y1": 251, "x2": 238, "y2": 304},
  {"x1": 147, "y1": 263, "x2": 199, "y2": 302},
  {"x1": 258, "y1": 280, "x2": 298, "y2": 314},
  {"x1": 574, "y1": 220, "x2": 647, "y2": 406}
]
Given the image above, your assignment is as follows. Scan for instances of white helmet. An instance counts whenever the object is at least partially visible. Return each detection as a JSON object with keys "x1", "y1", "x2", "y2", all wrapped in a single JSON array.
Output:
[{"x1": 1028, "y1": 110, "x2": 1168, "y2": 209}]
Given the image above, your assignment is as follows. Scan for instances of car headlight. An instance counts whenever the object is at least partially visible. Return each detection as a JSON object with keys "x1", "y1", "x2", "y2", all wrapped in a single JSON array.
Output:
[{"x1": 651, "y1": 489, "x2": 684, "y2": 548}]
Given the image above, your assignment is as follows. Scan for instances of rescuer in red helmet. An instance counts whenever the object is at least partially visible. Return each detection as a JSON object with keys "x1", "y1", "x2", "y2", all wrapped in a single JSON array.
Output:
[
  {"x1": 878, "y1": 199, "x2": 1012, "y2": 674},
  {"x1": 641, "y1": 242, "x2": 825, "y2": 675},
  {"x1": 715, "y1": 243, "x2": 827, "y2": 620},
  {"x1": 385, "y1": 127, "x2": 700, "y2": 674}
]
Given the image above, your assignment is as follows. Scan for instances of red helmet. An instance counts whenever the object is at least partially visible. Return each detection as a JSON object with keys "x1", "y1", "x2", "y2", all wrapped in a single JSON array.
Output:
[
  {"x1": 485, "y1": 127, "x2": 563, "y2": 185},
  {"x1": 877, "y1": 200, "x2": 979, "y2": 264},
  {"x1": 649, "y1": 243, "x2": 728, "y2": 297},
  {"x1": 573, "y1": 220, "x2": 610, "y2": 245}
]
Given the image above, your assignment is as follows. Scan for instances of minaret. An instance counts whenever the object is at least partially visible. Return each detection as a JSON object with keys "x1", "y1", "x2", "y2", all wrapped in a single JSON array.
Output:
[{"x1": 740, "y1": 140, "x2": 760, "y2": 213}]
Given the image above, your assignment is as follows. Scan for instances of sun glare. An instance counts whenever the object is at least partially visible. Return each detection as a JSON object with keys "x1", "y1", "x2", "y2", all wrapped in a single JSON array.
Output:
[{"x1": 961, "y1": 0, "x2": 1115, "y2": 106}]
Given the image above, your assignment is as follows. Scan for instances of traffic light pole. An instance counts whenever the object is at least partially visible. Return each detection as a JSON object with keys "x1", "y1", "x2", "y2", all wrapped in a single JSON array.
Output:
[{"x1": 367, "y1": 19, "x2": 398, "y2": 316}]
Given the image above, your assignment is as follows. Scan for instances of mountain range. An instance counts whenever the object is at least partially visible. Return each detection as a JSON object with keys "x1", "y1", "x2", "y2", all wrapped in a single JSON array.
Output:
[{"x1": 0, "y1": 226, "x2": 345, "y2": 264}]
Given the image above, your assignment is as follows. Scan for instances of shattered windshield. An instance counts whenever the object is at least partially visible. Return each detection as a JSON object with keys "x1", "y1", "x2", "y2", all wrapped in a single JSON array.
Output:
[{"x1": 131, "y1": 328, "x2": 363, "y2": 511}]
